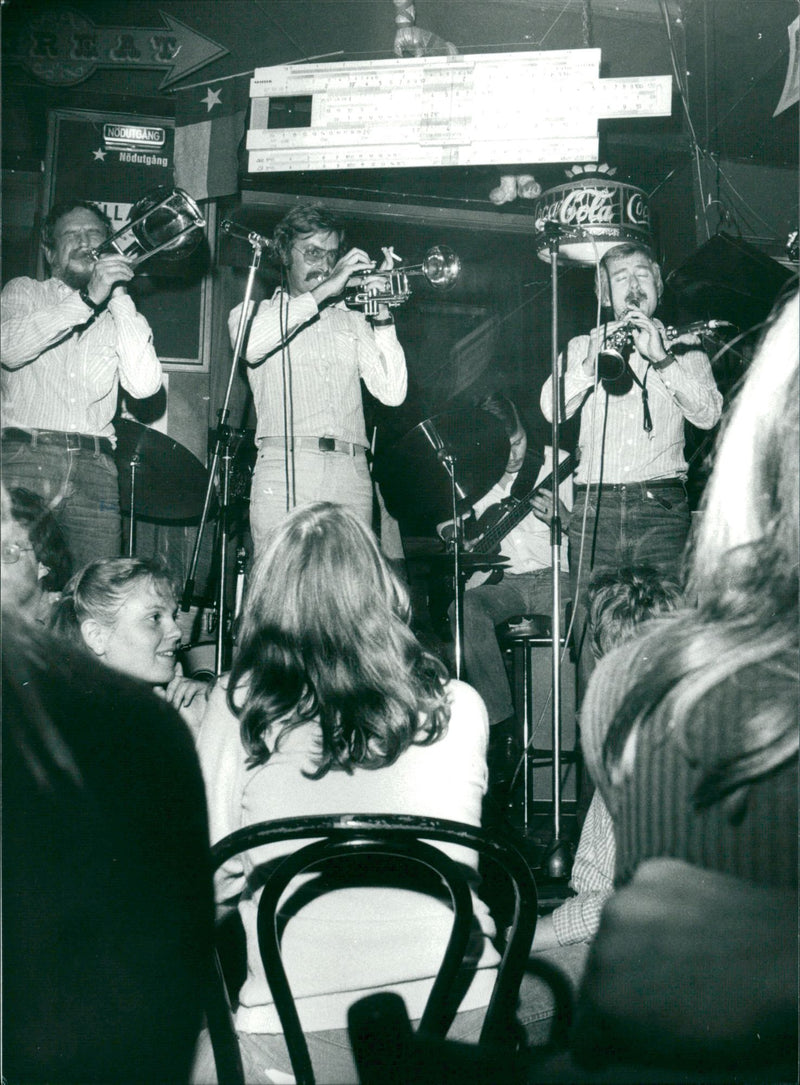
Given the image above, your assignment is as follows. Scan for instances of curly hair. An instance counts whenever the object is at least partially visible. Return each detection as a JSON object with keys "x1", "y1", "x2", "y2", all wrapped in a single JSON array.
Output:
[
  {"x1": 229, "y1": 503, "x2": 450, "y2": 778},
  {"x1": 587, "y1": 564, "x2": 682, "y2": 660},
  {"x1": 41, "y1": 200, "x2": 112, "y2": 251}
]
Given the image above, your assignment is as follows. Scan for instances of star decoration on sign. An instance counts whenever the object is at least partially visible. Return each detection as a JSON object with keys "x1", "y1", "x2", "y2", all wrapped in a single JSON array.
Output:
[
  {"x1": 202, "y1": 87, "x2": 222, "y2": 111},
  {"x1": 92, "y1": 148, "x2": 107, "y2": 162}
]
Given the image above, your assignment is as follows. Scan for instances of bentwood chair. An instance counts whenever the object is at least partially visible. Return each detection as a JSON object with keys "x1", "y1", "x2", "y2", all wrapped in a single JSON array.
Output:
[{"x1": 206, "y1": 813, "x2": 539, "y2": 1085}]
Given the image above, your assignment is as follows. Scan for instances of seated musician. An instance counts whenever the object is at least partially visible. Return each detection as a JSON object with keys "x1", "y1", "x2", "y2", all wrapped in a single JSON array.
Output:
[{"x1": 444, "y1": 393, "x2": 573, "y2": 791}]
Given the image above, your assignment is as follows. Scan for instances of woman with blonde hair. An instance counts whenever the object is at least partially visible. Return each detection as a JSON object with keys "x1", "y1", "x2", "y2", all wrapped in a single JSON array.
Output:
[
  {"x1": 193, "y1": 502, "x2": 516, "y2": 1084},
  {"x1": 51, "y1": 557, "x2": 210, "y2": 736}
]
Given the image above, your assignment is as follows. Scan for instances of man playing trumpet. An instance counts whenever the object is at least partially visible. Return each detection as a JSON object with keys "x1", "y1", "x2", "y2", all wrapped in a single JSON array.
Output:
[
  {"x1": 228, "y1": 202, "x2": 407, "y2": 554},
  {"x1": 1, "y1": 200, "x2": 163, "y2": 569},
  {"x1": 540, "y1": 241, "x2": 722, "y2": 696}
]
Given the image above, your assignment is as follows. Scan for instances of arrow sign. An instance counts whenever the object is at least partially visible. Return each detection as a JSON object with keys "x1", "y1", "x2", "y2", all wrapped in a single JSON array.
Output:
[{"x1": 20, "y1": 7, "x2": 228, "y2": 90}]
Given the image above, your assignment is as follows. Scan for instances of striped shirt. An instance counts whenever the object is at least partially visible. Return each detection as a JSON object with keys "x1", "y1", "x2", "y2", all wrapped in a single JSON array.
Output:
[
  {"x1": 550, "y1": 790, "x2": 615, "y2": 946},
  {"x1": 229, "y1": 288, "x2": 407, "y2": 448},
  {"x1": 1, "y1": 277, "x2": 162, "y2": 440},
  {"x1": 540, "y1": 327, "x2": 722, "y2": 485}
]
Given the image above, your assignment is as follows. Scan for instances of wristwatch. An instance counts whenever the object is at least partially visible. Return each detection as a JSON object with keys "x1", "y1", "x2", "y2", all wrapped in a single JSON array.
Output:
[
  {"x1": 651, "y1": 351, "x2": 676, "y2": 371},
  {"x1": 369, "y1": 313, "x2": 394, "y2": 327},
  {"x1": 78, "y1": 289, "x2": 102, "y2": 315}
]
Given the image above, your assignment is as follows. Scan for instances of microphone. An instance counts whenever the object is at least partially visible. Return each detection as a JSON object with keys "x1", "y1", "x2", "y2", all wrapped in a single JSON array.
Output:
[{"x1": 220, "y1": 220, "x2": 274, "y2": 251}]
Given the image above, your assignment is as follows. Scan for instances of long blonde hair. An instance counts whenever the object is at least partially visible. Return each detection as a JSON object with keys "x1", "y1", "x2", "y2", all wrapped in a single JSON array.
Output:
[{"x1": 229, "y1": 503, "x2": 450, "y2": 777}]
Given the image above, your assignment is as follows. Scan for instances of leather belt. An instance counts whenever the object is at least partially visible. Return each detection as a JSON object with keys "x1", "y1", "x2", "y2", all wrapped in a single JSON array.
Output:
[
  {"x1": 258, "y1": 436, "x2": 365, "y2": 457},
  {"x1": 574, "y1": 478, "x2": 684, "y2": 493},
  {"x1": 2, "y1": 426, "x2": 113, "y2": 456}
]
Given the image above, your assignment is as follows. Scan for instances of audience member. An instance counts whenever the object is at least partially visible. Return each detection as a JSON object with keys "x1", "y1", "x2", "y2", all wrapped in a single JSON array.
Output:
[
  {"x1": 531, "y1": 566, "x2": 682, "y2": 958},
  {"x1": 572, "y1": 292, "x2": 798, "y2": 1070},
  {"x1": 51, "y1": 557, "x2": 211, "y2": 737},
  {"x1": 192, "y1": 502, "x2": 549, "y2": 1084},
  {"x1": 2, "y1": 487, "x2": 214, "y2": 1083},
  {"x1": 6, "y1": 485, "x2": 73, "y2": 623}
]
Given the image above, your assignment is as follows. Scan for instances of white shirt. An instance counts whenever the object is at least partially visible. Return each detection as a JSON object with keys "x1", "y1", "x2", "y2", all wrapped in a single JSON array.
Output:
[
  {"x1": 1, "y1": 276, "x2": 162, "y2": 439},
  {"x1": 228, "y1": 288, "x2": 407, "y2": 448},
  {"x1": 471, "y1": 447, "x2": 573, "y2": 575},
  {"x1": 540, "y1": 326, "x2": 722, "y2": 485}
]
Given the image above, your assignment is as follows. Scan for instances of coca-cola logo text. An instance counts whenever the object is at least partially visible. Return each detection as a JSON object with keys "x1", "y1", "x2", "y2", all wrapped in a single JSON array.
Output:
[{"x1": 536, "y1": 184, "x2": 650, "y2": 230}]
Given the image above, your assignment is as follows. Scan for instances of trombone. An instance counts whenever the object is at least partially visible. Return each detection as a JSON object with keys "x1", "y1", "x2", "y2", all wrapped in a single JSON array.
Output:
[{"x1": 91, "y1": 186, "x2": 205, "y2": 268}]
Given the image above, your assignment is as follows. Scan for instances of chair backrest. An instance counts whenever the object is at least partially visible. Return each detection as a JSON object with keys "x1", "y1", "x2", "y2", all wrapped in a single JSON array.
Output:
[{"x1": 208, "y1": 813, "x2": 538, "y2": 1085}]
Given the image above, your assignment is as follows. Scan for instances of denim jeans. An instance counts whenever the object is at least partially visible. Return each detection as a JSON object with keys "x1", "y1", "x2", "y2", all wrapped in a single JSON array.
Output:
[
  {"x1": 568, "y1": 479, "x2": 690, "y2": 693},
  {"x1": 451, "y1": 570, "x2": 571, "y2": 726},
  {"x1": 1, "y1": 437, "x2": 122, "y2": 570},
  {"x1": 190, "y1": 950, "x2": 587, "y2": 1084}
]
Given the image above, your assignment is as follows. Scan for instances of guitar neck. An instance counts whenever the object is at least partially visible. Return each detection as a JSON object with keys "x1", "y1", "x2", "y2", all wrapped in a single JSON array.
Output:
[{"x1": 472, "y1": 453, "x2": 577, "y2": 555}]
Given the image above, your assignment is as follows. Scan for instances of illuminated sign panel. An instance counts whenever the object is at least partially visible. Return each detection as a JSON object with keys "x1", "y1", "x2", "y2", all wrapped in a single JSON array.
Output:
[{"x1": 246, "y1": 51, "x2": 672, "y2": 172}]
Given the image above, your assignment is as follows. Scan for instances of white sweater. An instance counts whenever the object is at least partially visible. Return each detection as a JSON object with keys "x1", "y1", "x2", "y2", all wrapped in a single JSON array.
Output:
[{"x1": 196, "y1": 678, "x2": 500, "y2": 1033}]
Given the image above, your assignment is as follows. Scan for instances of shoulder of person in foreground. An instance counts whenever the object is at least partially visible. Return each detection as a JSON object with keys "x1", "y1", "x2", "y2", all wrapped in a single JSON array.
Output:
[
  {"x1": 572, "y1": 856, "x2": 798, "y2": 1076},
  {"x1": 445, "y1": 677, "x2": 490, "y2": 739},
  {"x1": 3, "y1": 614, "x2": 214, "y2": 1083}
]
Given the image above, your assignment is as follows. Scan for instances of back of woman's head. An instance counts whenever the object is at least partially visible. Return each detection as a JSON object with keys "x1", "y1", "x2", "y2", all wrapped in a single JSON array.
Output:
[
  {"x1": 232, "y1": 503, "x2": 449, "y2": 775},
  {"x1": 240, "y1": 501, "x2": 409, "y2": 648},
  {"x1": 52, "y1": 558, "x2": 176, "y2": 646},
  {"x1": 691, "y1": 291, "x2": 799, "y2": 619}
]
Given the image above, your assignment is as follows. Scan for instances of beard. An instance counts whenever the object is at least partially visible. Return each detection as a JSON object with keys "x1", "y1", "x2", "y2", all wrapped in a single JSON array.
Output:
[
  {"x1": 59, "y1": 267, "x2": 92, "y2": 289},
  {"x1": 54, "y1": 252, "x2": 93, "y2": 290}
]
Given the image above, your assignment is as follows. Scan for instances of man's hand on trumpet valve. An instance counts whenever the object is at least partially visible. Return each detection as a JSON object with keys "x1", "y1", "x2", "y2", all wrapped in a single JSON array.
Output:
[{"x1": 312, "y1": 246, "x2": 375, "y2": 304}]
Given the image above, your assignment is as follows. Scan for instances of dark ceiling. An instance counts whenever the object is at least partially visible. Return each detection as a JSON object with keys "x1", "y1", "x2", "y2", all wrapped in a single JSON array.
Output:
[
  {"x1": 3, "y1": 0, "x2": 797, "y2": 169},
  {"x1": 2, "y1": 0, "x2": 797, "y2": 280}
]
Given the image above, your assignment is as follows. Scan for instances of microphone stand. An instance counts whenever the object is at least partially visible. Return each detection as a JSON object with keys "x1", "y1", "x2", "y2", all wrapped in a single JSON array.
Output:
[
  {"x1": 181, "y1": 227, "x2": 271, "y2": 676},
  {"x1": 441, "y1": 447, "x2": 464, "y2": 680},
  {"x1": 541, "y1": 221, "x2": 571, "y2": 879}
]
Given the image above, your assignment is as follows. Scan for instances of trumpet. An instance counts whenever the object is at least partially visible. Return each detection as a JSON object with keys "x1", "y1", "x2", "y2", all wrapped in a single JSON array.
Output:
[
  {"x1": 91, "y1": 186, "x2": 205, "y2": 268},
  {"x1": 598, "y1": 318, "x2": 736, "y2": 381},
  {"x1": 344, "y1": 245, "x2": 461, "y2": 313}
]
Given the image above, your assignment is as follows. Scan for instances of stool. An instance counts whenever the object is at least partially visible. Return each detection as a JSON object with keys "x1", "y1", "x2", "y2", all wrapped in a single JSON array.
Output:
[{"x1": 496, "y1": 614, "x2": 579, "y2": 837}]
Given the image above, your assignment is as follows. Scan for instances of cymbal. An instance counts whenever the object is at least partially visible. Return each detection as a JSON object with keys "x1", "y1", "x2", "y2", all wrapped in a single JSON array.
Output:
[
  {"x1": 375, "y1": 408, "x2": 509, "y2": 529},
  {"x1": 115, "y1": 419, "x2": 209, "y2": 521}
]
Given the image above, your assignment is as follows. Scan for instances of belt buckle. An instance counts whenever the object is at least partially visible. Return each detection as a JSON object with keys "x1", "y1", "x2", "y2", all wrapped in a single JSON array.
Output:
[
  {"x1": 65, "y1": 432, "x2": 82, "y2": 452},
  {"x1": 318, "y1": 437, "x2": 336, "y2": 453}
]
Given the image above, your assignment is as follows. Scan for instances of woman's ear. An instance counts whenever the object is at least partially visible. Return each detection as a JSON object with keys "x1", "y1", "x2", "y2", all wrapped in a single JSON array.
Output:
[{"x1": 81, "y1": 618, "x2": 109, "y2": 658}]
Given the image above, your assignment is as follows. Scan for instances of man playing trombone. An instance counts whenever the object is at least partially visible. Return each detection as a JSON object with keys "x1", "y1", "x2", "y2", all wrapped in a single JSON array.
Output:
[
  {"x1": 228, "y1": 201, "x2": 407, "y2": 554},
  {"x1": 1, "y1": 200, "x2": 163, "y2": 569}
]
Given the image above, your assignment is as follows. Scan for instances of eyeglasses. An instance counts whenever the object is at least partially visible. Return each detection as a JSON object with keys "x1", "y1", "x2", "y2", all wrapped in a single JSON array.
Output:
[
  {"x1": 55, "y1": 228, "x2": 108, "y2": 246},
  {"x1": 1, "y1": 541, "x2": 35, "y2": 565},
  {"x1": 292, "y1": 244, "x2": 340, "y2": 267}
]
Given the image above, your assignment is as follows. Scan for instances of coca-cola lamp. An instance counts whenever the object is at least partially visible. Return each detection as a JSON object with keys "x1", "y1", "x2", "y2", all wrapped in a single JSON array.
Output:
[{"x1": 532, "y1": 164, "x2": 652, "y2": 265}]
